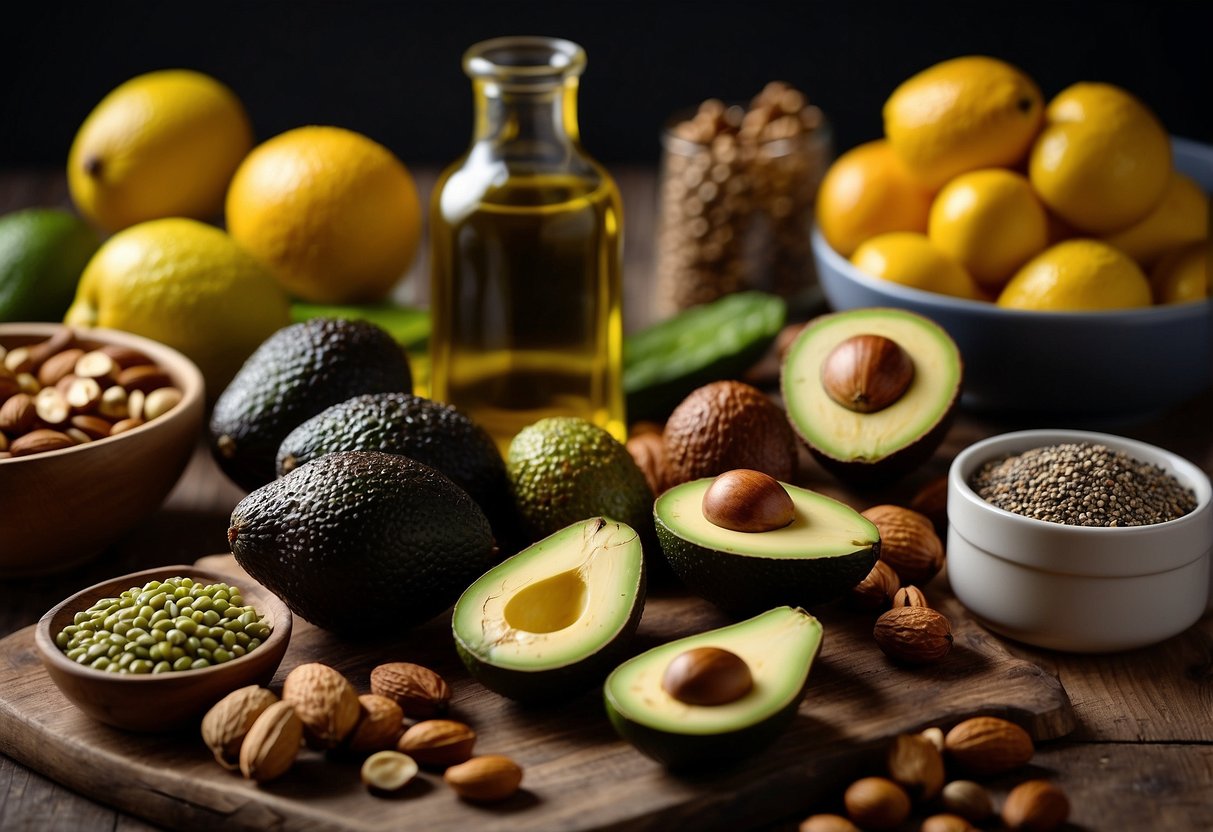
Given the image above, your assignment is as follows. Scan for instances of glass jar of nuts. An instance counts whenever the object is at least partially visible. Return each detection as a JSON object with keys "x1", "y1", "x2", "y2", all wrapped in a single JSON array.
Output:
[{"x1": 654, "y1": 82, "x2": 832, "y2": 317}]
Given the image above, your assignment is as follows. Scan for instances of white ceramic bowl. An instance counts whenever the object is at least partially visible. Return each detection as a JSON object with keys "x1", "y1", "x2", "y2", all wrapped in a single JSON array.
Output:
[
  {"x1": 814, "y1": 137, "x2": 1213, "y2": 417},
  {"x1": 947, "y1": 429, "x2": 1213, "y2": 653}
]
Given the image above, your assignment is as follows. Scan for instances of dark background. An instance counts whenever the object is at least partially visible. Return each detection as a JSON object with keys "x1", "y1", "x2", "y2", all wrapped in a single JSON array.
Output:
[{"x1": 1, "y1": 1, "x2": 1209, "y2": 170}]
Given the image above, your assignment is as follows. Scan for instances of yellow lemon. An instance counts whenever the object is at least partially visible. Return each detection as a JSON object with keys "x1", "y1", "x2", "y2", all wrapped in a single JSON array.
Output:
[
  {"x1": 1102, "y1": 172, "x2": 1209, "y2": 267},
  {"x1": 883, "y1": 56, "x2": 1044, "y2": 190},
  {"x1": 815, "y1": 139, "x2": 935, "y2": 256},
  {"x1": 997, "y1": 239, "x2": 1152, "y2": 311},
  {"x1": 1028, "y1": 82, "x2": 1171, "y2": 234},
  {"x1": 68, "y1": 70, "x2": 253, "y2": 233},
  {"x1": 1150, "y1": 241, "x2": 1209, "y2": 304},
  {"x1": 65, "y1": 218, "x2": 290, "y2": 393},
  {"x1": 850, "y1": 232, "x2": 981, "y2": 299},
  {"x1": 928, "y1": 168, "x2": 1048, "y2": 293},
  {"x1": 225, "y1": 126, "x2": 421, "y2": 304}
]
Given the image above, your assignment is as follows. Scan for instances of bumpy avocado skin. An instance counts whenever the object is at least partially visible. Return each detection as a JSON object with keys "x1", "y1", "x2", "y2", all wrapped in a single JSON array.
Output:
[
  {"x1": 228, "y1": 451, "x2": 494, "y2": 637},
  {"x1": 507, "y1": 418, "x2": 655, "y2": 552},
  {"x1": 209, "y1": 318, "x2": 412, "y2": 492},
  {"x1": 276, "y1": 392, "x2": 518, "y2": 551},
  {"x1": 654, "y1": 514, "x2": 878, "y2": 616}
]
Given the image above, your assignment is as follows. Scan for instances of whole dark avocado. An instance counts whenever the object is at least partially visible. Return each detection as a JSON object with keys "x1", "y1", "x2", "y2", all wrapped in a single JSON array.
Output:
[
  {"x1": 228, "y1": 450, "x2": 496, "y2": 637},
  {"x1": 209, "y1": 318, "x2": 411, "y2": 491},
  {"x1": 275, "y1": 392, "x2": 518, "y2": 552}
]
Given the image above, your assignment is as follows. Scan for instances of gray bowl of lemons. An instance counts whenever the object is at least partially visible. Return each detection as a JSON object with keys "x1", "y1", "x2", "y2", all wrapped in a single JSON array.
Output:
[{"x1": 812, "y1": 56, "x2": 1210, "y2": 417}]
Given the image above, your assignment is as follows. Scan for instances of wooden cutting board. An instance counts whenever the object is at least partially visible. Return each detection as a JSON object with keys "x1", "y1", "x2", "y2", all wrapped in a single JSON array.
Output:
[{"x1": 0, "y1": 555, "x2": 1074, "y2": 832}]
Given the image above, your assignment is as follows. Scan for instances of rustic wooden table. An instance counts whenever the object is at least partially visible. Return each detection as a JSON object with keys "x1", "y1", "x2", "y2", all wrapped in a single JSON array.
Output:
[{"x1": 1, "y1": 170, "x2": 1210, "y2": 831}]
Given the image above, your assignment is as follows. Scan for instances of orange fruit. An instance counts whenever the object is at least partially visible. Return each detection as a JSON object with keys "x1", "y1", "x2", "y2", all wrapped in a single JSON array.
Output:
[
  {"x1": 816, "y1": 140, "x2": 934, "y2": 256},
  {"x1": 883, "y1": 56, "x2": 1044, "y2": 190},
  {"x1": 226, "y1": 126, "x2": 421, "y2": 304},
  {"x1": 1028, "y1": 83, "x2": 1171, "y2": 234}
]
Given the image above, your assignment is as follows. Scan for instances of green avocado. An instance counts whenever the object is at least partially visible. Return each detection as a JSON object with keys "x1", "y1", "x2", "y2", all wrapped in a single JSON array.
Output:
[
  {"x1": 229, "y1": 450, "x2": 495, "y2": 637},
  {"x1": 453, "y1": 517, "x2": 645, "y2": 702},
  {"x1": 654, "y1": 478, "x2": 879, "y2": 615},
  {"x1": 0, "y1": 208, "x2": 99, "y2": 322},
  {"x1": 209, "y1": 318, "x2": 412, "y2": 492},
  {"x1": 275, "y1": 392, "x2": 517, "y2": 550},
  {"x1": 604, "y1": 606, "x2": 823, "y2": 769},
  {"x1": 507, "y1": 417, "x2": 654, "y2": 551},
  {"x1": 781, "y1": 308, "x2": 962, "y2": 487}
]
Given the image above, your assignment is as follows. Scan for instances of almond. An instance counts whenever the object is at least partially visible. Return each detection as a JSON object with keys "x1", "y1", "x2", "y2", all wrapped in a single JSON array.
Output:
[
  {"x1": 34, "y1": 388, "x2": 70, "y2": 425},
  {"x1": 110, "y1": 417, "x2": 145, "y2": 435},
  {"x1": 73, "y1": 350, "x2": 118, "y2": 383},
  {"x1": 921, "y1": 814, "x2": 976, "y2": 832},
  {"x1": 70, "y1": 414, "x2": 113, "y2": 440},
  {"x1": 239, "y1": 700, "x2": 303, "y2": 783},
  {"x1": 25, "y1": 328, "x2": 75, "y2": 367},
  {"x1": 843, "y1": 776, "x2": 911, "y2": 831},
  {"x1": 886, "y1": 732, "x2": 944, "y2": 799},
  {"x1": 944, "y1": 716, "x2": 1034, "y2": 776},
  {"x1": 862, "y1": 504, "x2": 945, "y2": 584},
  {"x1": 99, "y1": 344, "x2": 152, "y2": 369},
  {"x1": 201, "y1": 685, "x2": 280, "y2": 769},
  {"x1": 444, "y1": 755, "x2": 523, "y2": 803},
  {"x1": 143, "y1": 386, "x2": 183, "y2": 420},
  {"x1": 117, "y1": 364, "x2": 172, "y2": 393},
  {"x1": 0, "y1": 393, "x2": 36, "y2": 434},
  {"x1": 873, "y1": 606, "x2": 952, "y2": 664},
  {"x1": 4, "y1": 347, "x2": 33, "y2": 374},
  {"x1": 36, "y1": 349, "x2": 85, "y2": 387},
  {"x1": 9, "y1": 429, "x2": 73, "y2": 456},
  {"x1": 798, "y1": 816, "x2": 860, "y2": 832},
  {"x1": 940, "y1": 780, "x2": 993, "y2": 822},
  {"x1": 849, "y1": 560, "x2": 901, "y2": 611},
  {"x1": 65, "y1": 377, "x2": 102, "y2": 413},
  {"x1": 345, "y1": 694, "x2": 405, "y2": 754},
  {"x1": 398, "y1": 719, "x2": 476, "y2": 768},
  {"x1": 0, "y1": 368, "x2": 19, "y2": 400},
  {"x1": 97, "y1": 385, "x2": 128, "y2": 419},
  {"x1": 361, "y1": 750, "x2": 419, "y2": 794},
  {"x1": 281, "y1": 662, "x2": 361, "y2": 750},
  {"x1": 892, "y1": 585, "x2": 929, "y2": 608},
  {"x1": 370, "y1": 662, "x2": 451, "y2": 719}
]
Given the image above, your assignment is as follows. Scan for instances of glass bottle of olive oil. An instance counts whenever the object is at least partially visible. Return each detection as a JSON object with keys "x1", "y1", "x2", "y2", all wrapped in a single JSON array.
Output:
[{"x1": 430, "y1": 37, "x2": 625, "y2": 452}]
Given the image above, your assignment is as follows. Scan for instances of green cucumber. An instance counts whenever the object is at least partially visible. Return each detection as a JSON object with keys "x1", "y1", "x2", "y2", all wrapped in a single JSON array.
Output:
[{"x1": 624, "y1": 291, "x2": 786, "y2": 421}]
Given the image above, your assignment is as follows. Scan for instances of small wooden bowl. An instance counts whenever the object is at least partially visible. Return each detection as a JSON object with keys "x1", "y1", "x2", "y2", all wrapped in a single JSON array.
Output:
[
  {"x1": 0, "y1": 324, "x2": 205, "y2": 577},
  {"x1": 34, "y1": 565, "x2": 292, "y2": 732}
]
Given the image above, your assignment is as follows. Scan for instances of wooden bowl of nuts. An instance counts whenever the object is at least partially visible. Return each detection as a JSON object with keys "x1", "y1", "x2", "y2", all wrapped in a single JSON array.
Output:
[
  {"x1": 34, "y1": 564, "x2": 291, "y2": 732},
  {"x1": 0, "y1": 323, "x2": 205, "y2": 577}
]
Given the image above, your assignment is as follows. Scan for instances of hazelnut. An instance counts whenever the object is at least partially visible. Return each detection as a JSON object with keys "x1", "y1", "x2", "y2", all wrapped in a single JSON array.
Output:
[
  {"x1": 1002, "y1": 779, "x2": 1070, "y2": 831},
  {"x1": 799, "y1": 815, "x2": 860, "y2": 832},
  {"x1": 361, "y1": 750, "x2": 419, "y2": 794},
  {"x1": 940, "y1": 780, "x2": 993, "y2": 822},
  {"x1": 921, "y1": 814, "x2": 976, "y2": 832},
  {"x1": 843, "y1": 776, "x2": 911, "y2": 831},
  {"x1": 662, "y1": 646, "x2": 753, "y2": 706},
  {"x1": 702, "y1": 469, "x2": 795, "y2": 533},
  {"x1": 821, "y1": 334, "x2": 914, "y2": 413}
]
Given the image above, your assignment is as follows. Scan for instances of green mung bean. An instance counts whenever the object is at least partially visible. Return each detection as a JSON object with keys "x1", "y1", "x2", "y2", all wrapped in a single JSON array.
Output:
[{"x1": 55, "y1": 577, "x2": 270, "y2": 674}]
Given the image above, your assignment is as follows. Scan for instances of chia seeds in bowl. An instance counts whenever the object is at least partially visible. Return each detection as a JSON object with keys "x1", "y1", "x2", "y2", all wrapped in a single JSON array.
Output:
[{"x1": 970, "y1": 441, "x2": 1198, "y2": 527}]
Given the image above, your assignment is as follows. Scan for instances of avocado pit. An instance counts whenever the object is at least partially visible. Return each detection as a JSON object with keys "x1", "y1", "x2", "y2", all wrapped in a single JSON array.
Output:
[
  {"x1": 821, "y1": 333, "x2": 914, "y2": 413},
  {"x1": 702, "y1": 469, "x2": 796, "y2": 533},
  {"x1": 662, "y1": 646, "x2": 753, "y2": 706}
]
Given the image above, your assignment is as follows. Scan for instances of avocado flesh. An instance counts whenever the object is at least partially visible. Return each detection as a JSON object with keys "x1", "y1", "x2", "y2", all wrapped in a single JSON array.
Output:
[
  {"x1": 604, "y1": 606, "x2": 823, "y2": 768},
  {"x1": 782, "y1": 308, "x2": 960, "y2": 481},
  {"x1": 453, "y1": 517, "x2": 645, "y2": 702},
  {"x1": 655, "y1": 479, "x2": 879, "y2": 615}
]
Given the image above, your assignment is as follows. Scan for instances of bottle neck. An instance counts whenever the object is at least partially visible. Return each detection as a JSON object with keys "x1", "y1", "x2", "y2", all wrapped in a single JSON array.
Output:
[{"x1": 471, "y1": 78, "x2": 581, "y2": 158}]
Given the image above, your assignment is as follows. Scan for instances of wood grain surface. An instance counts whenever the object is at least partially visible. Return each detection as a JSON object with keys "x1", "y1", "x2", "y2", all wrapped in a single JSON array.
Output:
[
  {"x1": 0, "y1": 553, "x2": 1073, "y2": 832},
  {"x1": 1, "y1": 169, "x2": 1211, "y2": 831}
]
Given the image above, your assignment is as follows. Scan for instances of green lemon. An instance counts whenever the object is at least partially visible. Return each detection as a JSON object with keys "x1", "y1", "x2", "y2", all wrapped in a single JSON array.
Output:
[{"x1": 0, "y1": 208, "x2": 99, "y2": 322}]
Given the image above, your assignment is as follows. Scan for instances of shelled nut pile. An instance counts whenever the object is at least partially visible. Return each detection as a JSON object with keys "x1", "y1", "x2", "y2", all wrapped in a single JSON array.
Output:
[
  {"x1": 0, "y1": 328, "x2": 182, "y2": 459},
  {"x1": 656, "y1": 81, "x2": 830, "y2": 314}
]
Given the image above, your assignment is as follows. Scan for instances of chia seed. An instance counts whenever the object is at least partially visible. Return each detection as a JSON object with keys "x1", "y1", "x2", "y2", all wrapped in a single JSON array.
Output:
[{"x1": 970, "y1": 442, "x2": 1197, "y2": 527}]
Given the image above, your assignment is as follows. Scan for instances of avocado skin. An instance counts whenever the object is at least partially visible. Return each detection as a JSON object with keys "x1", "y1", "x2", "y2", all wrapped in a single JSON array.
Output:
[
  {"x1": 604, "y1": 670, "x2": 812, "y2": 770},
  {"x1": 228, "y1": 450, "x2": 494, "y2": 637},
  {"x1": 508, "y1": 418, "x2": 655, "y2": 553},
  {"x1": 276, "y1": 392, "x2": 518, "y2": 551},
  {"x1": 209, "y1": 318, "x2": 412, "y2": 492},
  {"x1": 454, "y1": 567, "x2": 645, "y2": 704},
  {"x1": 654, "y1": 516, "x2": 878, "y2": 617}
]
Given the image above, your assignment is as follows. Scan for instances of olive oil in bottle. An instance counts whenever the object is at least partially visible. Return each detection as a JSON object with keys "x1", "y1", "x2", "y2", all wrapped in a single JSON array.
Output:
[{"x1": 429, "y1": 37, "x2": 625, "y2": 451}]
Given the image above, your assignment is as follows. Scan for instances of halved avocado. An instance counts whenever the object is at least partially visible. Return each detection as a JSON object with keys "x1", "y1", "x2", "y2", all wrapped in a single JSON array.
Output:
[
  {"x1": 781, "y1": 308, "x2": 962, "y2": 487},
  {"x1": 452, "y1": 517, "x2": 646, "y2": 702},
  {"x1": 655, "y1": 478, "x2": 879, "y2": 615},
  {"x1": 604, "y1": 606, "x2": 823, "y2": 769}
]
